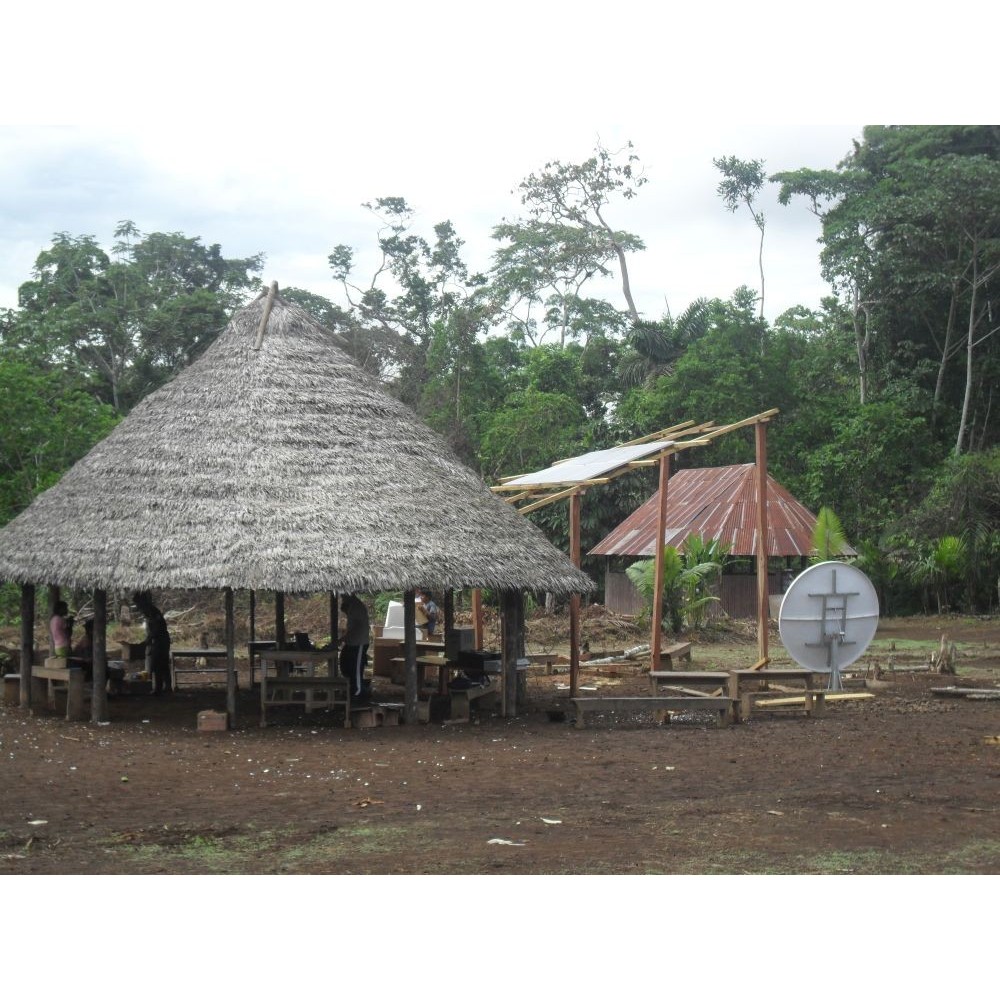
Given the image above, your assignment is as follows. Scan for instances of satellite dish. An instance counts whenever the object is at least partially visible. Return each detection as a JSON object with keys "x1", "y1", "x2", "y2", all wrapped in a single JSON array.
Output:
[{"x1": 778, "y1": 561, "x2": 879, "y2": 691}]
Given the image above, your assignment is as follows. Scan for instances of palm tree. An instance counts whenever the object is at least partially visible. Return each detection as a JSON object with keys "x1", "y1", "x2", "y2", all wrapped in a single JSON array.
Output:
[
  {"x1": 910, "y1": 536, "x2": 967, "y2": 614},
  {"x1": 626, "y1": 535, "x2": 725, "y2": 633},
  {"x1": 619, "y1": 298, "x2": 710, "y2": 388},
  {"x1": 810, "y1": 506, "x2": 849, "y2": 562}
]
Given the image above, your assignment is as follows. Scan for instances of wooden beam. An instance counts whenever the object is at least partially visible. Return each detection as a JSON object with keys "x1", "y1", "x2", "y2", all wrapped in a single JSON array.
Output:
[
  {"x1": 516, "y1": 484, "x2": 586, "y2": 514},
  {"x1": 500, "y1": 490, "x2": 541, "y2": 504},
  {"x1": 699, "y1": 408, "x2": 779, "y2": 441},
  {"x1": 622, "y1": 420, "x2": 698, "y2": 446}
]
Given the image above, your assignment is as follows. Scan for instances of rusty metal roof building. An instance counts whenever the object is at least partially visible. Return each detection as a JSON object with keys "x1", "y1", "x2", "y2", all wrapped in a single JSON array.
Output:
[{"x1": 589, "y1": 464, "x2": 854, "y2": 558}]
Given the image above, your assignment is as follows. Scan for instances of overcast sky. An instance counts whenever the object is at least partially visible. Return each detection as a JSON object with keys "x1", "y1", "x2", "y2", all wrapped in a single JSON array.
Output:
[{"x1": 0, "y1": 3, "x2": 989, "y2": 326}]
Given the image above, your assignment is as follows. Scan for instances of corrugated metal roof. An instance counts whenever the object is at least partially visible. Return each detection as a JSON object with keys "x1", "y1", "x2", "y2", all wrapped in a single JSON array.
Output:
[{"x1": 589, "y1": 464, "x2": 854, "y2": 558}]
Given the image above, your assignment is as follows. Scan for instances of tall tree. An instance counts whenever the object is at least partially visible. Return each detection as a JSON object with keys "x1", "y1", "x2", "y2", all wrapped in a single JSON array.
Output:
[
  {"x1": 8, "y1": 222, "x2": 263, "y2": 412},
  {"x1": 774, "y1": 126, "x2": 1000, "y2": 437},
  {"x1": 490, "y1": 140, "x2": 647, "y2": 344},
  {"x1": 328, "y1": 198, "x2": 489, "y2": 406},
  {"x1": 714, "y1": 155, "x2": 767, "y2": 319}
]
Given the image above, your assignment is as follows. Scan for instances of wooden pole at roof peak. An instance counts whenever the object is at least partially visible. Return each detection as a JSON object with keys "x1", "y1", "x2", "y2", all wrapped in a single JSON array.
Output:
[{"x1": 252, "y1": 281, "x2": 279, "y2": 351}]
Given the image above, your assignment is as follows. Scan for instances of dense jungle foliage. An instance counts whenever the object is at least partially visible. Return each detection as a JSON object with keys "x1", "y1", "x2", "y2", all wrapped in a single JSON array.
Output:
[{"x1": 2, "y1": 126, "x2": 998, "y2": 619}]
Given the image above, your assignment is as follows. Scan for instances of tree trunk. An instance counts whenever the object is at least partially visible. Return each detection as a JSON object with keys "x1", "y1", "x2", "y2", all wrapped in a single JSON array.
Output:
[{"x1": 954, "y1": 269, "x2": 978, "y2": 456}]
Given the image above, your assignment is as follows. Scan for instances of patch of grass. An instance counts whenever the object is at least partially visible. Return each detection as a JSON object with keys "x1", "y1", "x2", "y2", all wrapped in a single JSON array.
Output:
[{"x1": 98, "y1": 821, "x2": 442, "y2": 873}]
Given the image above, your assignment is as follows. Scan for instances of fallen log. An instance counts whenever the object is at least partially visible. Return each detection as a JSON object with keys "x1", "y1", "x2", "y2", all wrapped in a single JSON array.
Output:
[{"x1": 931, "y1": 687, "x2": 1000, "y2": 700}]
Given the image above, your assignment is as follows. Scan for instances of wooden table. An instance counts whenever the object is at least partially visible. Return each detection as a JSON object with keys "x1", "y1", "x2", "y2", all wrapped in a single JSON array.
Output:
[
  {"x1": 170, "y1": 648, "x2": 229, "y2": 689},
  {"x1": 727, "y1": 669, "x2": 826, "y2": 721},
  {"x1": 248, "y1": 640, "x2": 278, "y2": 686},
  {"x1": 257, "y1": 649, "x2": 350, "y2": 727}
]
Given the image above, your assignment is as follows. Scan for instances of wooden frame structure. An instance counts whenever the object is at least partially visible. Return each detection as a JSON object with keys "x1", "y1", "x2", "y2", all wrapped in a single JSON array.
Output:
[{"x1": 491, "y1": 409, "x2": 779, "y2": 696}]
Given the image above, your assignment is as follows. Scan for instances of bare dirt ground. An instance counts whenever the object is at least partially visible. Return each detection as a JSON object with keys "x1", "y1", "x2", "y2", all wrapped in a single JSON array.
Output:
[{"x1": 2, "y1": 610, "x2": 998, "y2": 875}]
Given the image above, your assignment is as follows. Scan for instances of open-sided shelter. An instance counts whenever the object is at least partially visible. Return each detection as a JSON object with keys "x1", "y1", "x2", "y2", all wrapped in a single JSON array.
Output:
[
  {"x1": 492, "y1": 411, "x2": 780, "y2": 692},
  {"x1": 0, "y1": 286, "x2": 593, "y2": 724}
]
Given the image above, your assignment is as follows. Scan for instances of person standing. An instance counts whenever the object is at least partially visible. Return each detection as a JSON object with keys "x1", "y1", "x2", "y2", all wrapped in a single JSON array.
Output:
[
  {"x1": 421, "y1": 591, "x2": 439, "y2": 637},
  {"x1": 133, "y1": 591, "x2": 171, "y2": 695},
  {"x1": 339, "y1": 594, "x2": 371, "y2": 701},
  {"x1": 49, "y1": 600, "x2": 74, "y2": 658}
]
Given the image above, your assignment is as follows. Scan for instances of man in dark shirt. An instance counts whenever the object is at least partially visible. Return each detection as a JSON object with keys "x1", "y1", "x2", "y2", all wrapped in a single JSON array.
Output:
[{"x1": 133, "y1": 591, "x2": 171, "y2": 695}]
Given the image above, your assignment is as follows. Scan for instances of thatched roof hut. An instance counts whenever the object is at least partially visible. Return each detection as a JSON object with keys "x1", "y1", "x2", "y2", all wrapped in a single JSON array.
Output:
[{"x1": 0, "y1": 290, "x2": 593, "y2": 597}]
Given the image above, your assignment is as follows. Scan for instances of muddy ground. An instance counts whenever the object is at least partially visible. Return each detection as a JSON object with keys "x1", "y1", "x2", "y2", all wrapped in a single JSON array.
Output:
[{"x1": 1, "y1": 611, "x2": 998, "y2": 875}]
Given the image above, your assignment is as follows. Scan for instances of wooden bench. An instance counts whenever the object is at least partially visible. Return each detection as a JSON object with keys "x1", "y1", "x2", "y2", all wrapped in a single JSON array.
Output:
[
  {"x1": 259, "y1": 676, "x2": 352, "y2": 728},
  {"x1": 31, "y1": 661, "x2": 87, "y2": 721},
  {"x1": 658, "y1": 641, "x2": 692, "y2": 669},
  {"x1": 648, "y1": 670, "x2": 727, "y2": 696},
  {"x1": 449, "y1": 677, "x2": 500, "y2": 722},
  {"x1": 570, "y1": 695, "x2": 734, "y2": 729},
  {"x1": 727, "y1": 669, "x2": 827, "y2": 721}
]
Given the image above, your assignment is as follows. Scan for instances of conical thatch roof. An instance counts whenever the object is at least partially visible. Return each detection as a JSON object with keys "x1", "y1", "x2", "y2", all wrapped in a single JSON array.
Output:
[{"x1": 0, "y1": 291, "x2": 593, "y2": 596}]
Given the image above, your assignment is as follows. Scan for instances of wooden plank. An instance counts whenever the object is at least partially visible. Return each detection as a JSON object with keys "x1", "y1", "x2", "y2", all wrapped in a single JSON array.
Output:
[{"x1": 754, "y1": 692, "x2": 871, "y2": 707}]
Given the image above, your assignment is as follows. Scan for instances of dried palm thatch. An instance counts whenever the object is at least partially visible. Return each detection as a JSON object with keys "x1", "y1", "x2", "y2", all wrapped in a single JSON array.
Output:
[{"x1": 0, "y1": 290, "x2": 594, "y2": 597}]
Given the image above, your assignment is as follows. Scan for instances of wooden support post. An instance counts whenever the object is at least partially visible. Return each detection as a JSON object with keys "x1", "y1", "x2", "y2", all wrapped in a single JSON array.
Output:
[
  {"x1": 755, "y1": 419, "x2": 770, "y2": 663},
  {"x1": 275, "y1": 592, "x2": 286, "y2": 649},
  {"x1": 472, "y1": 589, "x2": 484, "y2": 649},
  {"x1": 20, "y1": 583, "x2": 34, "y2": 708},
  {"x1": 569, "y1": 490, "x2": 582, "y2": 699},
  {"x1": 47, "y1": 585, "x2": 60, "y2": 657},
  {"x1": 502, "y1": 589, "x2": 519, "y2": 718},
  {"x1": 651, "y1": 451, "x2": 671, "y2": 669},
  {"x1": 443, "y1": 589, "x2": 454, "y2": 641},
  {"x1": 225, "y1": 587, "x2": 237, "y2": 720},
  {"x1": 329, "y1": 593, "x2": 339, "y2": 678},
  {"x1": 403, "y1": 590, "x2": 418, "y2": 724},
  {"x1": 249, "y1": 590, "x2": 256, "y2": 647},
  {"x1": 91, "y1": 589, "x2": 108, "y2": 723}
]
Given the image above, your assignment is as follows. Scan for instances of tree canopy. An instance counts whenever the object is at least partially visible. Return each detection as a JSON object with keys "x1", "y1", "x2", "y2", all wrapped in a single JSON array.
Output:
[{"x1": 3, "y1": 129, "x2": 999, "y2": 618}]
